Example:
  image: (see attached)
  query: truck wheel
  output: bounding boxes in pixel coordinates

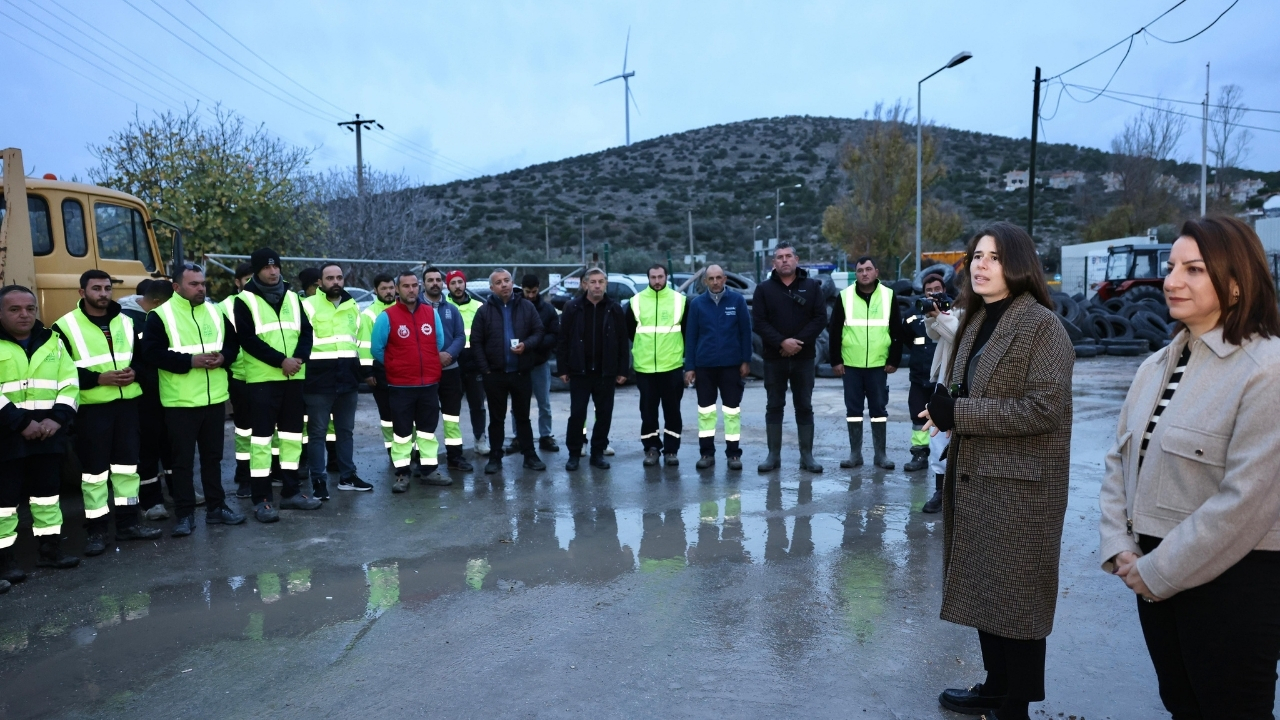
[1123,286,1166,304]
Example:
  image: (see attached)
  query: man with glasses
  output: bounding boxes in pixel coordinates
[140,263,246,535]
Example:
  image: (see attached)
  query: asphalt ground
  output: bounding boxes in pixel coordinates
[0,355,1262,719]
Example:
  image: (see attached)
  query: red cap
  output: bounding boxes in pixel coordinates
[445,270,467,285]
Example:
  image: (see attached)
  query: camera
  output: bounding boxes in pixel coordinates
[918,292,952,314]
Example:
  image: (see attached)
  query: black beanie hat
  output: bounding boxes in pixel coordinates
[297,267,321,288]
[251,247,281,275]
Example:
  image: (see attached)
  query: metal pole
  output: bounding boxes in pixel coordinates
[916,80,923,279]
[1201,62,1209,217]
[775,188,781,244]
[1027,66,1041,236]
[687,209,694,269]
[545,214,550,260]
[580,216,586,266]
[625,80,631,146]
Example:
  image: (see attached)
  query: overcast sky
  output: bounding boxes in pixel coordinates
[3,0,1276,186]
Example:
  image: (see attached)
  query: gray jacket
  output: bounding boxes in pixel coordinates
[924,309,962,385]
[1099,327,1280,599]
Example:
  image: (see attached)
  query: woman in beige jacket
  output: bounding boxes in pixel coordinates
[1099,215,1280,718]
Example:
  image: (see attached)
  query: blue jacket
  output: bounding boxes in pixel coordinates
[684,289,753,371]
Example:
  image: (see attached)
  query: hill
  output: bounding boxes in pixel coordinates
[406,115,1273,275]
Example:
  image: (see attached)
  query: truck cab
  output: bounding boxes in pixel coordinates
[0,148,163,322]
[1095,243,1172,301]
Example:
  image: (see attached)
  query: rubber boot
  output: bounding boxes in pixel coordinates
[904,445,929,472]
[36,539,80,569]
[840,423,864,468]
[757,424,782,473]
[798,425,823,473]
[871,423,895,470]
[922,473,944,513]
[0,549,25,584]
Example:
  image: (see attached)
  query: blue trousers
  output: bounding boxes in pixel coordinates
[511,362,553,439]
[841,367,888,421]
[304,391,357,483]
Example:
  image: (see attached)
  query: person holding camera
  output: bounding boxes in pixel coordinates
[829,256,904,470]
[902,276,947,475]
[921,273,960,513]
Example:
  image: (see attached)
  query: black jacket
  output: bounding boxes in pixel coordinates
[751,268,827,361]
[57,300,138,395]
[0,325,77,460]
[303,290,366,395]
[904,313,936,385]
[826,283,906,369]
[139,309,240,407]
[556,295,628,376]
[471,294,545,374]
[527,295,560,366]
[232,279,313,370]
[118,303,159,397]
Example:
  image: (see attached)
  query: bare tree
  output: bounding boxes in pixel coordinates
[1084,102,1185,240]
[303,167,461,287]
[1210,84,1253,203]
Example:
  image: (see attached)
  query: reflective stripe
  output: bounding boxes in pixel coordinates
[698,430,716,437]
[276,432,303,442]
[29,496,60,505]
[842,318,890,327]
[235,427,252,437]
[846,416,863,423]
[640,431,660,439]
[113,496,136,506]
[913,337,926,345]
[84,506,110,518]
[250,436,273,445]
[663,429,680,438]
[415,431,436,440]
[81,471,109,484]
[309,350,359,360]
[442,414,460,423]
[32,525,61,536]
[870,417,888,423]
[393,434,413,444]
[633,325,683,334]
[139,477,159,486]
[0,507,15,517]
[20,400,56,410]
[0,379,59,392]
[380,420,394,428]
[445,438,463,445]
[110,464,137,474]
[722,406,740,415]
[725,433,741,441]
[697,405,716,414]
[0,535,14,548]
[279,461,299,470]
[235,452,250,460]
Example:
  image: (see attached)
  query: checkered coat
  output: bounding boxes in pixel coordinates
[941,292,1074,640]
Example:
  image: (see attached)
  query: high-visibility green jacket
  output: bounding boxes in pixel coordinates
[838,283,893,368]
[219,294,248,380]
[234,288,307,383]
[54,302,142,405]
[0,325,78,459]
[446,294,479,349]
[302,293,360,361]
[358,298,393,368]
[629,287,686,374]
[149,295,232,407]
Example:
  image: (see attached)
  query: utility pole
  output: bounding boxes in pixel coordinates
[1027,67,1042,236]
[687,209,695,270]
[1201,63,1209,217]
[337,114,382,203]
[580,216,586,266]
[545,214,550,260]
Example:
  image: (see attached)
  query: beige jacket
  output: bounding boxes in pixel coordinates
[1099,327,1280,599]
[924,309,962,384]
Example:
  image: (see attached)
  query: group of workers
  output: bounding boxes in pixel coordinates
[0,241,948,593]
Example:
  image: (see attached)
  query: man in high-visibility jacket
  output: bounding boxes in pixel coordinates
[125,278,177,520]
[445,270,489,456]
[55,269,163,556]
[0,285,81,588]
[827,256,904,470]
[302,262,372,496]
[624,264,688,467]
[232,248,321,521]
[219,262,254,500]
[421,267,469,472]
[357,273,396,459]
[140,264,246,535]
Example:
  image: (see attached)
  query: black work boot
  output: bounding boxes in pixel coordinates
[840,422,864,468]
[904,445,929,472]
[0,549,26,584]
[798,425,823,473]
[757,424,782,473]
[871,423,895,470]
[36,539,80,569]
[922,473,944,514]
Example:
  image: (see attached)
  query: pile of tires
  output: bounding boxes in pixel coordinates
[1052,286,1172,359]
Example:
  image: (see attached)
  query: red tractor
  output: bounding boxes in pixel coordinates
[1095,243,1172,302]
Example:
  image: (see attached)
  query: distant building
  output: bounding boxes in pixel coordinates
[1231,178,1265,205]
[1101,172,1123,193]
[1004,170,1029,192]
[1048,171,1086,190]
[1263,194,1280,219]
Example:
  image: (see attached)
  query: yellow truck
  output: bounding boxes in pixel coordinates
[0,147,169,320]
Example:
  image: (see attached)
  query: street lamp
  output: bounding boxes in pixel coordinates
[775,183,802,246]
[754,215,772,283]
[916,51,972,279]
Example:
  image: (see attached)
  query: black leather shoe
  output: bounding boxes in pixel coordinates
[589,455,610,469]
[0,552,26,584]
[36,541,80,569]
[938,684,1004,715]
[171,515,195,537]
[922,490,943,514]
[484,459,502,475]
[117,524,164,540]
[0,578,8,594]
[206,505,246,525]
[83,533,108,557]
[539,436,559,452]
[565,455,580,471]
[448,457,474,472]
[523,456,546,471]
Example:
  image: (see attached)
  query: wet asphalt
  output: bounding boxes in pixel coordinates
[0,356,1237,718]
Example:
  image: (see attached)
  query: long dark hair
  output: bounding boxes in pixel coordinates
[947,222,1053,381]
[1175,215,1280,345]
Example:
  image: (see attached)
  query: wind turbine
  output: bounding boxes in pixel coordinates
[595,29,639,146]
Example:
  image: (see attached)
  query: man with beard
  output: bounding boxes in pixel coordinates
[556,268,627,471]
[358,274,397,460]
[625,264,687,467]
[445,270,489,457]
[55,270,165,553]
[420,267,469,473]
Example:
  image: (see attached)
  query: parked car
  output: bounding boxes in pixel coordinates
[345,287,375,311]
[677,269,757,303]
[548,273,639,310]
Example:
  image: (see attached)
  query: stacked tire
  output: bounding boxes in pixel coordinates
[1051,288,1172,359]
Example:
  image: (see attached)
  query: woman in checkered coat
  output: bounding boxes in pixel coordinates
[919,222,1074,720]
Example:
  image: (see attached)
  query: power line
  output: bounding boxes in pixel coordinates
[1045,0,1187,81]
[1142,0,1238,43]
[1061,85,1280,134]
[1067,83,1280,115]
[0,27,155,112]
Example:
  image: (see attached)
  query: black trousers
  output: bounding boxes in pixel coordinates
[483,371,533,459]
[635,369,683,453]
[462,370,487,440]
[389,385,440,474]
[908,381,932,431]
[566,374,615,457]
[694,366,744,458]
[0,453,63,537]
[249,380,305,503]
[137,390,173,509]
[1137,534,1280,719]
[763,357,815,426]
[165,404,227,519]
[228,377,252,484]
[438,367,463,462]
[76,399,141,532]
[978,629,1046,706]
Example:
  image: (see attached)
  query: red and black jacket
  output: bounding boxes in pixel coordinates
[382,301,442,386]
